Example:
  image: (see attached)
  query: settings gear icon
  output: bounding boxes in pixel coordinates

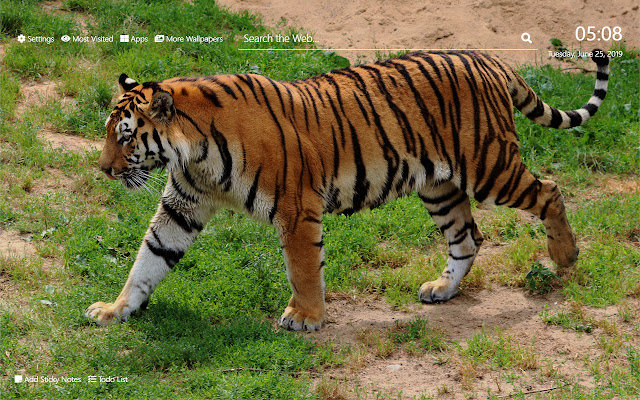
[17,34,26,43]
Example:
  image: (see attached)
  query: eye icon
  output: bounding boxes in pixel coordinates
[61,35,71,42]
[521,32,532,44]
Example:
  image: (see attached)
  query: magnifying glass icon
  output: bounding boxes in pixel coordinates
[521,32,532,44]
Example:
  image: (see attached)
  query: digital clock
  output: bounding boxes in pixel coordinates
[575,26,622,41]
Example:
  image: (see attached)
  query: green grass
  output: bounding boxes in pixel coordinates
[540,305,593,333]
[352,316,448,360]
[1,0,639,398]
[461,327,537,370]
[517,48,639,177]
[389,317,448,353]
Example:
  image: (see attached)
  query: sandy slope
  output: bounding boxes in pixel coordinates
[218,0,638,66]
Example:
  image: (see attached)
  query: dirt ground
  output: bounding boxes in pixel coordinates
[218,0,639,66]
[311,289,621,398]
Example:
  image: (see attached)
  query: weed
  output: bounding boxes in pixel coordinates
[525,261,560,294]
[344,344,370,372]
[437,383,454,396]
[315,376,350,399]
[462,328,538,371]
[628,347,640,381]
[618,302,637,323]
[356,329,395,359]
[598,333,624,358]
[457,360,478,390]
[389,317,448,353]
[540,304,593,333]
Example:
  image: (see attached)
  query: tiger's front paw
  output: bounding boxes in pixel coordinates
[278,306,324,331]
[418,278,458,304]
[85,301,129,326]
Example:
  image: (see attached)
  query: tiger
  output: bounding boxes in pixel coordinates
[86,50,609,331]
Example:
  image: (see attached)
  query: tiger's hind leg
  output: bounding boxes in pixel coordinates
[418,182,484,303]
[499,173,578,272]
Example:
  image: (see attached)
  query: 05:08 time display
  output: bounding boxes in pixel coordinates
[575,26,622,42]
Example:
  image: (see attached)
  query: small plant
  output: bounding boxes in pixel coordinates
[540,305,593,333]
[549,38,569,54]
[355,329,396,359]
[628,346,640,380]
[389,317,447,353]
[315,376,349,400]
[437,383,454,396]
[618,302,637,323]
[462,327,538,371]
[525,261,559,294]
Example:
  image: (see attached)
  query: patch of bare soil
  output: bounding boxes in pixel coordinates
[13,80,102,152]
[0,229,59,269]
[0,273,30,312]
[317,288,564,345]
[0,230,39,259]
[41,1,63,13]
[218,0,639,66]
[41,1,95,35]
[6,2,101,154]
[0,230,46,305]
[14,80,61,117]
[40,125,102,152]
[309,290,638,398]
[0,228,63,314]
[29,167,77,197]
[598,176,639,196]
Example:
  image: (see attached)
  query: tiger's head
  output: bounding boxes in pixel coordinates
[99,74,175,189]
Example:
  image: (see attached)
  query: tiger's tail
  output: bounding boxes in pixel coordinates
[509,50,609,129]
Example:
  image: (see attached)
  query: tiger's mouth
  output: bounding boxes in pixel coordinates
[120,169,151,190]
[104,171,118,181]
[113,160,167,191]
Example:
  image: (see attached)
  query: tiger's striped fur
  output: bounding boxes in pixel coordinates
[87,50,609,330]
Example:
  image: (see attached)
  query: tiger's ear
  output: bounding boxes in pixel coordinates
[118,73,139,95]
[148,91,175,124]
